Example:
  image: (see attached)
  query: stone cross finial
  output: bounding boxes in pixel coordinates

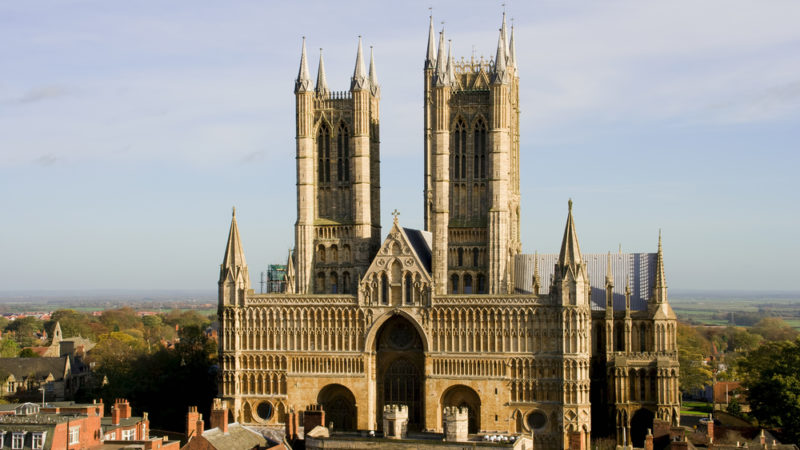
[392,209,400,222]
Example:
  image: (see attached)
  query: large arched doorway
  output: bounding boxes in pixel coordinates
[630,408,655,447]
[318,384,357,431]
[441,385,481,434]
[376,315,425,431]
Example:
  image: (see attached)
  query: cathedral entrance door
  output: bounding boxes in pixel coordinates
[375,315,425,431]
[318,384,357,431]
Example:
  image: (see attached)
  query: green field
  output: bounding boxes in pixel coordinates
[681,401,712,417]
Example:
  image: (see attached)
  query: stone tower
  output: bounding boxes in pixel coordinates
[424,15,521,295]
[293,37,382,295]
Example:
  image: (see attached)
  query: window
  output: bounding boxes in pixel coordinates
[404,274,413,305]
[317,123,331,183]
[11,432,25,449]
[31,432,46,449]
[474,119,487,178]
[463,274,473,294]
[337,124,350,181]
[472,248,479,267]
[457,248,463,266]
[381,273,389,305]
[452,120,466,180]
[451,274,459,294]
[69,426,79,445]
[122,429,135,440]
[342,271,350,295]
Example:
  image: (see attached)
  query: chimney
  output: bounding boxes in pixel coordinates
[111,404,121,426]
[707,414,715,444]
[644,428,654,450]
[114,398,132,419]
[759,430,766,446]
[285,408,298,441]
[186,406,205,438]
[210,398,228,434]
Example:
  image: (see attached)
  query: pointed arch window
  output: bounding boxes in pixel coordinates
[477,274,486,294]
[452,120,466,180]
[457,248,464,267]
[381,273,389,305]
[451,274,460,294]
[342,271,350,294]
[464,274,473,294]
[317,123,331,183]
[474,119,487,179]
[337,124,350,182]
[404,273,413,305]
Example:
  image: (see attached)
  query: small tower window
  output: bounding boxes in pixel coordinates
[342,271,350,294]
[404,273,413,304]
[473,248,479,267]
[337,124,350,182]
[381,273,389,305]
[457,248,464,267]
[464,274,473,294]
[474,119,487,178]
[453,120,466,180]
[477,274,486,294]
[451,274,460,294]
[330,272,338,294]
[317,123,331,183]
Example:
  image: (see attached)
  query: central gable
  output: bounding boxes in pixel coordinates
[359,220,432,307]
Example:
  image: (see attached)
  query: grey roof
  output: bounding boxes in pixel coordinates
[402,228,432,273]
[515,253,657,311]
[0,356,68,381]
[201,423,267,450]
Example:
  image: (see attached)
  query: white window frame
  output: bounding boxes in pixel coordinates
[68,426,79,445]
[122,428,135,440]
[11,432,25,450]
[31,432,46,450]
[0,430,6,449]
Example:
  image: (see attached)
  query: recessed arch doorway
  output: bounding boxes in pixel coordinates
[375,314,425,431]
[441,384,481,434]
[318,384,357,431]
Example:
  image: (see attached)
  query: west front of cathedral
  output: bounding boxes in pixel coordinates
[216,15,680,449]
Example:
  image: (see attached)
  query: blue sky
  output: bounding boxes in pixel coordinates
[1,1,799,291]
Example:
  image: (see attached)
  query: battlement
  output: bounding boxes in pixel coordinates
[383,404,408,414]
[443,406,469,419]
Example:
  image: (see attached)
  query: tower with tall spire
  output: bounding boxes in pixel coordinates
[292,36,381,295]
[424,14,521,296]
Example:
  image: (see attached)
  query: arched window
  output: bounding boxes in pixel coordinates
[477,274,486,294]
[457,248,464,267]
[330,245,338,263]
[381,273,389,305]
[639,373,646,401]
[474,119,487,178]
[337,124,350,182]
[404,273,413,304]
[318,123,331,183]
[473,248,479,267]
[316,272,325,293]
[640,324,647,352]
[330,272,338,294]
[464,274,473,294]
[342,271,350,294]
[453,120,466,180]
[317,244,326,263]
[451,274,460,294]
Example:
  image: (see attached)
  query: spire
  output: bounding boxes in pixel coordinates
[369,46,380,96]
[652,230,668,303]
[557,199,583,270]
[492,26,509,84]
[508,24,517,70]
[351,36,369,91]
[434,29,447,87]
[220,207,249,288]
[52,321,63,344]
[606,252,614,285]
[315,48,329,98]
[425,15,437,69]
[295,37,313,94]
[445,40,455,86]
[500,12,508,48]
[625,275,631,313]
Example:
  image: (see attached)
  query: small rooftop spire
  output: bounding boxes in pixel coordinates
[315,48,329,98]
[220,208,249,288]
[369,46,380,96]
[493,21,509,84]
[445,40,456,86]
[295,37,313,94]
[557,199,583,270]
[351,36,369,91]
[606,251,614,284]
[434,29,447,86]
[508,24,517,70]
[425,14,437,69]
[653,229,668,299]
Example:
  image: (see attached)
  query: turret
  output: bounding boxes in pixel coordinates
[350,36,375,248]
[552,200,590,306]
[423,15,436,231]
[219,208,250,307]
[492,23,509,85]
[351,36,369,91]
[425,15,437,70]
[430,27,451,295]
[508,24,517,71]
[294,38,316,293]
[369,46,380,97]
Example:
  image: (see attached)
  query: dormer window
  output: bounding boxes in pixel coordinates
[31,432,46,450]
[11,432,25,450]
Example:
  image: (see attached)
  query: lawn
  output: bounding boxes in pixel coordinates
[681,401,712,417]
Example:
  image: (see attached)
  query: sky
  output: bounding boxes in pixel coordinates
[1,0,799,292]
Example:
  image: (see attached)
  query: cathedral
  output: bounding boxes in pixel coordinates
[216,15,680,449]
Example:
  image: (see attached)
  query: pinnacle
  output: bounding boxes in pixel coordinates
[295,37,313,94]
[425,14,437,69]
[369,46,380,96]
[434,29,447,86]
[316,48,329,97]
[557,199,583,270]
[351,36,369,91]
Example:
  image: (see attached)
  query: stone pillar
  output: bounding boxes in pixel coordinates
[443,406,468,442]
[382,404,408,439]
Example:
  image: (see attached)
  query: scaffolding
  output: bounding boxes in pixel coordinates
[265,264,288,293]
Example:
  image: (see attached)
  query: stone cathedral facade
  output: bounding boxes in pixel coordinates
[216,15,680,449]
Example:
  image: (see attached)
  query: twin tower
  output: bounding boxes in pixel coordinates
[292,15,520,298]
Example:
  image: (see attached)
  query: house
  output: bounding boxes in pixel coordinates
[182,399,284,450]
[0,356,74,401]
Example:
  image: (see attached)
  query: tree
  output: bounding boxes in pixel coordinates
[677,323,713,392]
[47,309,96,340]
[0,339,19,357]
[751,318,799,342]
[19,348,40,358]
[5,317,44,347]
[738,338,800,444]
